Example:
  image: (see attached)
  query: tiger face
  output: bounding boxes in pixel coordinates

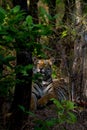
[37,59,52,78]
[33,58,54,85]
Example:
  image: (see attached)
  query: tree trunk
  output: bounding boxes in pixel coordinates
[60,0,75,100]
[82,32,87,100]
[29,0,39,41]
[9,1,33,130]
[72,0,85,101]
[72,30,84,100]
[29,0,39,24]
[9,51,32,130]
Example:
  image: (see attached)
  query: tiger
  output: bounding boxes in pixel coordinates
[30,58,70,110]
[30,58,53,110]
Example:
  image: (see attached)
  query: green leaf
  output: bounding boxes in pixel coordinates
[50,98,63,109]
[66,100,75,110]
[25,64,33,70]
[67,112,77,123]
[33,73,43,81]
[18,105,25,112]
[61,30,67,38]
[3,35,14,42]
[4,55,16,63]
[16,65,33,76]
[26,111,36,117]
[39,6,52,21]
[12,6,20,13]
[26,15,33,25]
[46,118,57,127]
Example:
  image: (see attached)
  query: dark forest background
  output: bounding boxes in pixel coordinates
[0,0,87,130]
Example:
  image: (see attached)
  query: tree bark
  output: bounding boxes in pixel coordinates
[72,0,86,101]
[9,51,32,130]
[29,0,39,24]
[9,1,33,130]
[82,32,87,100]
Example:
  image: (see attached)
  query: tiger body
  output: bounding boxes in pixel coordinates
[30,59,69,110]
[37,78,69,108]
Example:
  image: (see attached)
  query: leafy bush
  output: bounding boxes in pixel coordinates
[0,5,52,98]
[34,99,77,130]
[51,98,77,124]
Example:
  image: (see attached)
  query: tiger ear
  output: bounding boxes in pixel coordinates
[33,57,38,65]
[49,57,55,65]
[50,57,55,65]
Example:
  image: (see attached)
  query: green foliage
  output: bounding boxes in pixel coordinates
[34,99,77,130]
[0,46,15,97]
[15,64,33,76]
[12,5,21,13]
[0,74,15,97]
[51,98,77,124]
[18,105,36,117]
[0,4,52,53]
[0,7,6,24]
[0,5,52,98]
[52,65,59,78]
[39,6,52,23]
[61,30,68,38]
[34,119,56,130]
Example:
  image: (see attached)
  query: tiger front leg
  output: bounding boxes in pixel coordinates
[37,92,56,108]
[30,94,37,111]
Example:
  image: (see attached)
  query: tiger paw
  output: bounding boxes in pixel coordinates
[37,93,55,108]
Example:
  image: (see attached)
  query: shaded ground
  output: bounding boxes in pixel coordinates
[25,104,87,130]
[0,104,87,130]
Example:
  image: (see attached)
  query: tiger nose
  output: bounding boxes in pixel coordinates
[40,68,45,73]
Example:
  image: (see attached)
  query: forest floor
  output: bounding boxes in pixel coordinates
[0,103,87,130]
[27,104,87,130]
